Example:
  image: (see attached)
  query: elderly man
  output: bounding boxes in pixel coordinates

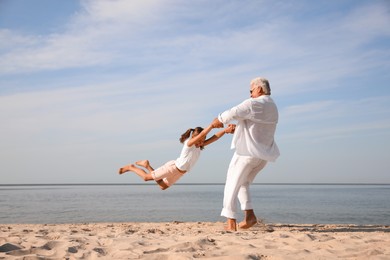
[213,77,280,231]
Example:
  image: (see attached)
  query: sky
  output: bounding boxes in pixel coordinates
[0,0,389,184]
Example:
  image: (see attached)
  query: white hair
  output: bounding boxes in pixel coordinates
[250,77,271,95]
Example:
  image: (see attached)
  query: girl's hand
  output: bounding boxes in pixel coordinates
[212,118,224,128]
[225,124,236,134]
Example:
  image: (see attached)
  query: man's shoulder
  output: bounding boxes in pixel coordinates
[253,95,276,104]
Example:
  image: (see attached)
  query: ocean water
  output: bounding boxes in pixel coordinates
[0,184,389,225]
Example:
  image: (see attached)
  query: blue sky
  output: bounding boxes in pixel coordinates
[1,0,389,184]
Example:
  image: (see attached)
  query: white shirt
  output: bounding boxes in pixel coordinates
[175,140,201,172]
[218,95,280,161]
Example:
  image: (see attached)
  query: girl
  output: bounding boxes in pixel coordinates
[118,121,234,190]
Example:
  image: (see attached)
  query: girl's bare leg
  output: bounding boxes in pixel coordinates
[135,160,170,190]
[156,179,169,190]
[120,160,169,190]
[136,160,154,172]
[118,164,154,181]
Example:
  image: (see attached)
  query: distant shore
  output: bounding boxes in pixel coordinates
[1,222,389,259]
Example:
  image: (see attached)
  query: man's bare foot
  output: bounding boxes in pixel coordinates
[118,164,136,174]
[136,160,150,168]
[239,209,257,229]
[224,219,237,231]
[238,218,257,229]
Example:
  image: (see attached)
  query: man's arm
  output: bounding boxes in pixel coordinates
[218,99,251,124]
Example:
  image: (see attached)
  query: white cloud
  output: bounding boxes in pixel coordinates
[280,120,390,143]
[0,77,217,152]
[283,96,390,119]
[341,2,390,37]
[279,96,390,142]
[282,101,337,118]
[0,29,39,49]
[78,0,164,24]
[1,0,389,95]
[0,0,168,74]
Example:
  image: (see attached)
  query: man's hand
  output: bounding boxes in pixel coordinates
[225,124,236,134]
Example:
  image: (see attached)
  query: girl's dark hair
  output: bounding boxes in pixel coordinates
[180,127,204,143]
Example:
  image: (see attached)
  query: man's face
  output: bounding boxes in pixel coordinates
[250,84,261,98]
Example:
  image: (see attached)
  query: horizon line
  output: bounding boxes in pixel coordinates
[0,182,389,186]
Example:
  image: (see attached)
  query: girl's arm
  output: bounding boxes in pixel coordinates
[203,124,235,147]
[186,124,214,147]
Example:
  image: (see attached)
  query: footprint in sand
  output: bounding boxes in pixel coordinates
[68,246,78,254]
[93,247,108,256]
[0,243,23,253]
[7,240,69,258]
[143,247,170,254]
[97,238,113,247]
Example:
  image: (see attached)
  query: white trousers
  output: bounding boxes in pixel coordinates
[221,152,267,219]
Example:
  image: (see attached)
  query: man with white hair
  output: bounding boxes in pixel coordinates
[213,77,280,231]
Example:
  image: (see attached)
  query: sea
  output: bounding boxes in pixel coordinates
[0,184,389,225]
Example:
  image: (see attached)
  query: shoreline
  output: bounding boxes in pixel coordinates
[1,222,389,259]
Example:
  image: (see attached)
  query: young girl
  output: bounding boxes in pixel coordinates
[118,121,234,190]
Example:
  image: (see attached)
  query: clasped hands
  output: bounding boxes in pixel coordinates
[212,118,236,134]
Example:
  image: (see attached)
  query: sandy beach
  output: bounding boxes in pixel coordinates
[1,221,389,259]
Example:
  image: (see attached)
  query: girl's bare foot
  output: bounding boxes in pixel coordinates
[118,166,128,174]
[136,160,150,168]
[118,164,136,174]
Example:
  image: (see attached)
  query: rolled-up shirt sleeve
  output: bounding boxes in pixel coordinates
[218,99,251,124]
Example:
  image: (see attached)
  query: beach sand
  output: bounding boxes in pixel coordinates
[1,221,389,259]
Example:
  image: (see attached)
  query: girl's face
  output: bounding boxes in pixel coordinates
[192,132,206,148]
